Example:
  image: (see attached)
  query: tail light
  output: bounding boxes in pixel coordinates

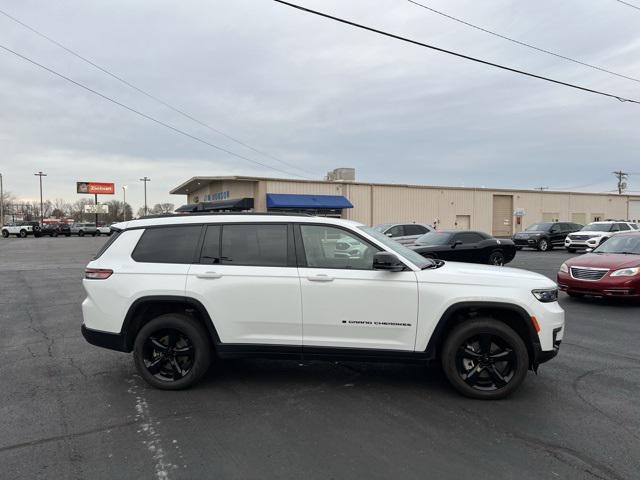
[85,268,113,279]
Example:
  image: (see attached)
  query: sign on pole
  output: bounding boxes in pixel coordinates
[84,204,109,214]
[77,182,115,195]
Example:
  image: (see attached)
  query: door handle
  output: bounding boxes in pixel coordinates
[196,271,223,279]
[307,274,334,282]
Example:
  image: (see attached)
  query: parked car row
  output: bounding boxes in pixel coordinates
[1,222,113,238]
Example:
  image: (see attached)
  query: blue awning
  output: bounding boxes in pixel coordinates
[266,193,353,209]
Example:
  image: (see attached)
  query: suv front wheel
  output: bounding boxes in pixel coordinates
[441,318,529,400]
[133,313,211,390]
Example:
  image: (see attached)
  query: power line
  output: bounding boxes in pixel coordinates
[614,0,640,12]
[0,43,309,179]
[273,0,640,105]
[407,0,640,85]
[0,7,317,178]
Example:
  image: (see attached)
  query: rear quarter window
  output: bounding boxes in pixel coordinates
[132,225,202,264]
[93,231,122,260]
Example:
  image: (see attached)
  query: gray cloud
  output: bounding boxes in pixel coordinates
[1,0,640,211]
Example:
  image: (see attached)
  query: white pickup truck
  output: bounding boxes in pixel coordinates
[1,221,41,238]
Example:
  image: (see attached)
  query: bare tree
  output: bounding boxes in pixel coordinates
[151,203,175,215]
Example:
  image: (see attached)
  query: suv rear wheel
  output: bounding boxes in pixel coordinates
[441,318,529,400]
[133,313,211,390]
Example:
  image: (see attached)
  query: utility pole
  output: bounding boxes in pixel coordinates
[34,171,47,224]
[613,171,628,194]
[0,172,4,227]
[122,185,128,221]
[534,186,548,191]
[139,177,150,216]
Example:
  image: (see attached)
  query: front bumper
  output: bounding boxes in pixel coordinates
[565,237,601,249]
[535,327,562,365]
[557,271,640,297]
[513,237,539,247]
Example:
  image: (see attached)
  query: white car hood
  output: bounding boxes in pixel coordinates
[416,261,556,289]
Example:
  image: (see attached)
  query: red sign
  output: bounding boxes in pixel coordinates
[77,182,115,195]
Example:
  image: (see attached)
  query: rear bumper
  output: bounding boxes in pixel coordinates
[81,324,129,352]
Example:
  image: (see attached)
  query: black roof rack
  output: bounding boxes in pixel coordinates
[137,211,314,220]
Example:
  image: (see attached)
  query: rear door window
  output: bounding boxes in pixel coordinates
[387,225,405,237]
[220,224,288,267]
[132,225,202,264]
[405,225,428,236]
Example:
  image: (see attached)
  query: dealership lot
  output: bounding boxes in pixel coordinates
[0,237,638,479]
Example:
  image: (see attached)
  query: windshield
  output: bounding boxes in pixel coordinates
[415,231,453,245]
[582,223,613,232]
[593,235,640,254]
[526,223,552,231]
[372,224,392,233]
[359,226,434,269]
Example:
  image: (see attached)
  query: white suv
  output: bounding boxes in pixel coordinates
[564,221,638,252]
[81,214,564,399]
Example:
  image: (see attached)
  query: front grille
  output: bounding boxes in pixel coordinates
[570,267,608,281]
[570,235,592,240]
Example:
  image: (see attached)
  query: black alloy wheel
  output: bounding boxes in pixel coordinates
[455,334,516,391]
[488,250,505,266]
[134,314,211,390]
[442,319,528,399]
[1,230,8,238]
[19,230,27,238]
[142,329,195,382]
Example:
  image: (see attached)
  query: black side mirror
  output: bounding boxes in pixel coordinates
[451,240,463,248]
[373,251,404,272]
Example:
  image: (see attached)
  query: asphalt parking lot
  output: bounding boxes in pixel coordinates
[1,237,639,480]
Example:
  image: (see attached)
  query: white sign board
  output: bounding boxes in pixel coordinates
[513,208,526,217]
[84,204,109,214]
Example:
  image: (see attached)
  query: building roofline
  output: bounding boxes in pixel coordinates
[169,175,640,198]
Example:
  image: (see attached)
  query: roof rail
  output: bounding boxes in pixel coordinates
[137,211,315,220]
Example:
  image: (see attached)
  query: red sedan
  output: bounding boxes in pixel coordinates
[557,232,640,298]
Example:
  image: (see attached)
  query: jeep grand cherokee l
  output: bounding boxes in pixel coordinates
[81,214,564,400]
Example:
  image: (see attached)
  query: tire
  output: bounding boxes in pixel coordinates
[536,238,550,251]
[441,318,529,400]
[52,232,58,237]
[95,232,100,236]
[515,246,523,251]
[78,231,84,237]
[488,250,505,266]
[19,230,27,238]
[1,230,8,238]
[133,314,212,390]
[566,248,576,253]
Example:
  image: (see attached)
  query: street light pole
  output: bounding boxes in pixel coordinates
[34,171,47,224]
[0,173,4,227]
[122,185,128,221]
[139,177,150,216]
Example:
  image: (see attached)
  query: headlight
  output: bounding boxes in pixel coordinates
[610,267,640,277]
[559,263,568,273]
[532,288,558,303]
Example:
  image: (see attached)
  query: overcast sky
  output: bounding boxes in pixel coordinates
[2,0,640,211]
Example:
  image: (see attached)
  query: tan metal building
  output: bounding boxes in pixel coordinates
[170,174,640,236]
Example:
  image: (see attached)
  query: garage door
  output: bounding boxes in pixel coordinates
[492,195,513,237]
[630,200,640,223]
[571,213,586,225]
